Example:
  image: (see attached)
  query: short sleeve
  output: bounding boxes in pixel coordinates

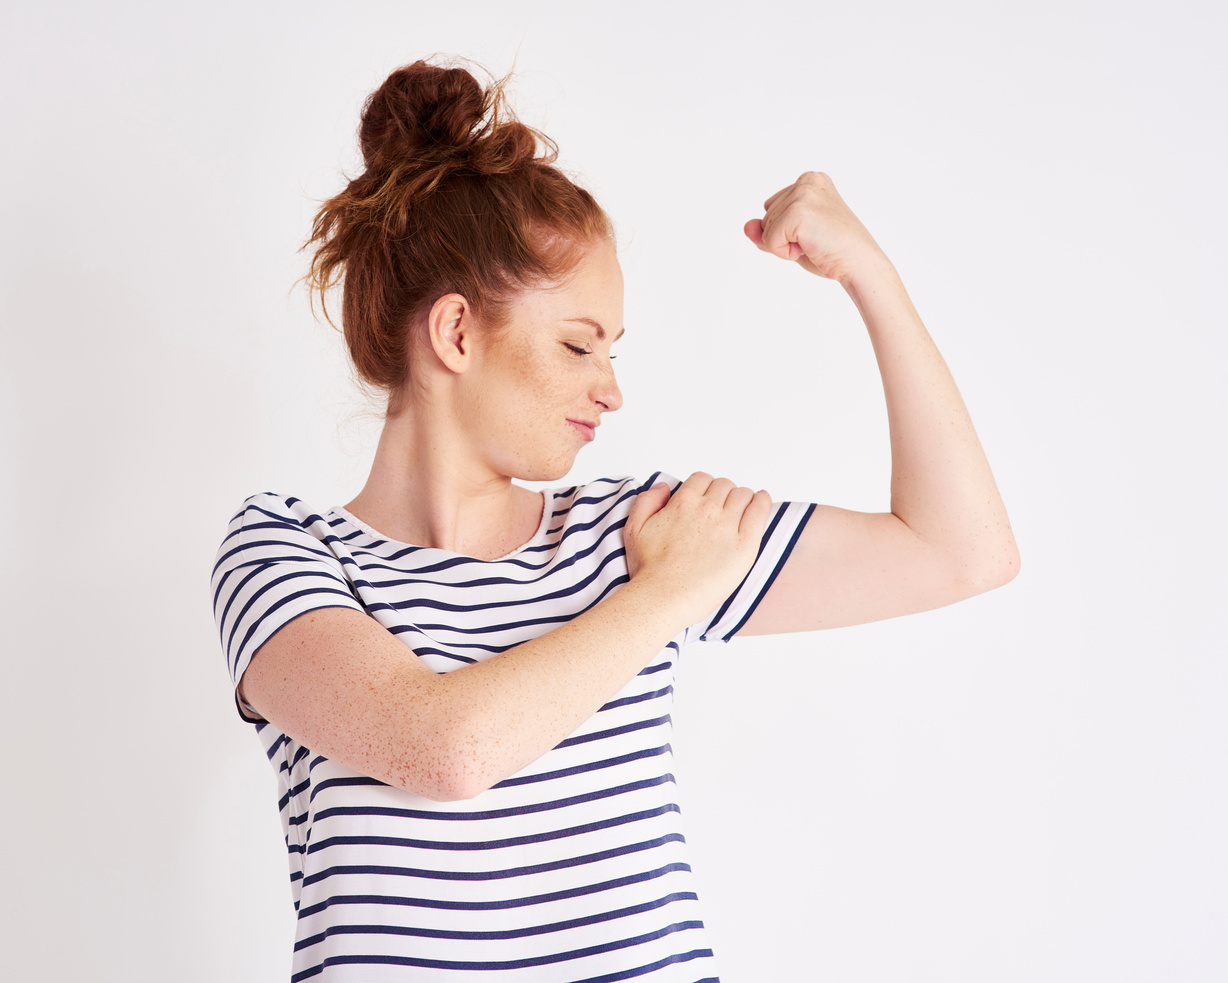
[643,472,815,645]
[210,493,367,722]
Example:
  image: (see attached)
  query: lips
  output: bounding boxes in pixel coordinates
[567,419,597,442]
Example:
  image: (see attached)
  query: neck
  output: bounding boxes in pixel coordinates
[344,399,543,560]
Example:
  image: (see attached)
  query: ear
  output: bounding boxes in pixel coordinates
[427,294,474,373]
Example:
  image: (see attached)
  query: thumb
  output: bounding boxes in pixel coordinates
[626,481,672,537]
[749,217,806,262]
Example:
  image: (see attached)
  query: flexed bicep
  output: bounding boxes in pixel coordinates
[736,504,1016,636]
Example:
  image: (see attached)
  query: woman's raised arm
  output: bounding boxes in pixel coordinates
[738,172,1019,635]
[238,475,771,801]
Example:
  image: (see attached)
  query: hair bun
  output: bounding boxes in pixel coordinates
[359,61,486,168]
[306,56,610,414]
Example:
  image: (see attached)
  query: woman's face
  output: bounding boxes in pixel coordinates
[461,239,625,481]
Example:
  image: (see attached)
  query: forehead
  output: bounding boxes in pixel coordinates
[512,241,624,326]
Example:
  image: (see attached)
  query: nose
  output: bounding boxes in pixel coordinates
[593,362,623,413]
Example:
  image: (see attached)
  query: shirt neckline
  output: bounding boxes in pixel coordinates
[329,488,555,562]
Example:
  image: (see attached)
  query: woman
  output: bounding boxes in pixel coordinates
[212,59,1018,982]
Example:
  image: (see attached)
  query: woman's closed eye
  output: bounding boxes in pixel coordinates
[564,343,616,360]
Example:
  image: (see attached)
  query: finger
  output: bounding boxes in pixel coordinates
[626,482,672,536]
[743,218,767,250]
[739,490,774,537]
[760,212,805,262]
[704,476,737,508]
[679,471,714,498]
[724,485,755,517]
[762,185,792,213]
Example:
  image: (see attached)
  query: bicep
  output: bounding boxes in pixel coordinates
[239,606,446,791]
[736,505,991,635]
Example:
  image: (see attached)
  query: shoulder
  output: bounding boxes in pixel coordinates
[218,492,345,543]
[563,472,682,503]
[553,472,679,522]
[222,491,326,529]
[213,493,350,576]
[536,474,675,556]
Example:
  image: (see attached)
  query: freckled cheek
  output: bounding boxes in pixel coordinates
[507,360,577,415]
[479,367,574,448]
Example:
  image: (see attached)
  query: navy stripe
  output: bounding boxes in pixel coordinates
[265,732,289,761]
[229,586,362,675]
[335,485,636,575]
[721,502,817,640]
[359,544,627,616]
[211,476,814,979]
[556,715,672,751]
[638,656,675,677]
[408,572,627,637]
[300,833,686,887]
[600,685,672,713]
[308,775,388,804]
[212,529,341,580]
[306,773,676,830]
[279,775,311,813]
[343,514,629,586]
[290,919,706,979]
[218,561,354,666]
[574,949,713,983]
[302,747,671,811]
[294,891,697,949]
[371,586,631,642]
[407,645,478,666]
[307,802,679,854]
[701,501,787,634]
[224,566,358,660]
[494,746,672,791]
[295,861,693,918]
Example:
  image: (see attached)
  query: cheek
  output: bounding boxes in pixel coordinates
[478,343,574,434]
[507,340,575,402]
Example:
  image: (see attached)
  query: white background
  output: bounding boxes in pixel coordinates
[2,1,1224,980]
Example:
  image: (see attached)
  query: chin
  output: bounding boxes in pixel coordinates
[519,462,575,483]
[508,450,581,483]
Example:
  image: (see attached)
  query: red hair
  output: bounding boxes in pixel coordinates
[305,59,612,413]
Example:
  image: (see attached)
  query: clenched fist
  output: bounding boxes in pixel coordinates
[744,171,887,285]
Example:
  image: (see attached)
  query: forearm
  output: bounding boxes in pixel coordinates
[412,578,692,798]
[841,253,1018,581]
[246,477,767,802]
[256,583,692,803]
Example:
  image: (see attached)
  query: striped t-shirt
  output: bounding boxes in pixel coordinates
[211,472,815,982]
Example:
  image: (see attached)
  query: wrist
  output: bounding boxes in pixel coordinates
[613,575,699,636]
[837,248,897,293]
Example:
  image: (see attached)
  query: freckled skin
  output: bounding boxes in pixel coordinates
[241,171,1019,799]
[332,239,627,561]
[457,239,626,486]
[243,475,772,800]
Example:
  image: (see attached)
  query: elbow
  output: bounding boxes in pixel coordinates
[1000,543,1022,585]
[993,537,1022,588]
[429,769,497,803]
[387,719,505,802]
[389,760,496,803]
[954,539,1021,597]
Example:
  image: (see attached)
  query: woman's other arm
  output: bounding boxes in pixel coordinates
[239,475,771,801]
[738,172,1019,635]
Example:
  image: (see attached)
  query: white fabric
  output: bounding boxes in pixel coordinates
[211,472,814,982]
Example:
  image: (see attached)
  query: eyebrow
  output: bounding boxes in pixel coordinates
[564,317,626,342]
